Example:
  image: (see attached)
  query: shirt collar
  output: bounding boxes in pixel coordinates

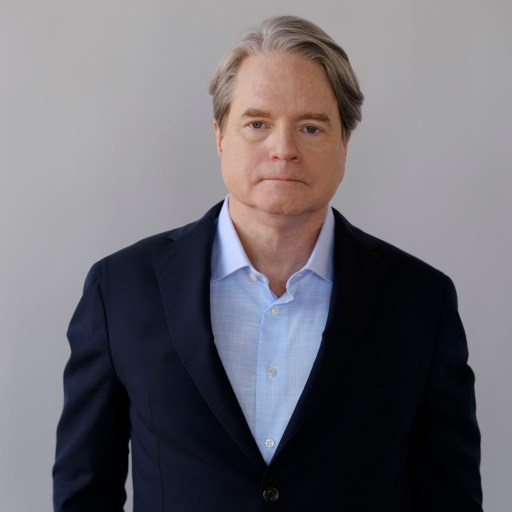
[211,197,251,282]
[211,195,335,283]
[303,204,334,283]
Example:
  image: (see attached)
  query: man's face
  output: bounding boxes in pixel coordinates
[214,52,347,219]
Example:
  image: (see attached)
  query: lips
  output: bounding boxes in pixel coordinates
[260,175,303,182]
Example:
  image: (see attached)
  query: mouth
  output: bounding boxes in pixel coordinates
[261,176,303,183]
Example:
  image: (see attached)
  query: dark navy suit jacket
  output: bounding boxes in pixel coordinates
[53,202,482,511]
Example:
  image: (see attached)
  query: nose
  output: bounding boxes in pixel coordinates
[268,126,300,162]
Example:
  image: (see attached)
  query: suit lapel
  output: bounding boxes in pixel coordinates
[277,209,389,456]
[153,203,265,471]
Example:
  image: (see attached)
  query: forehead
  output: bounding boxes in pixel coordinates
[231,52,339,115]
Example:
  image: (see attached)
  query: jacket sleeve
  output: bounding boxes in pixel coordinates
[53,262,130,511]
[408,275,483,511]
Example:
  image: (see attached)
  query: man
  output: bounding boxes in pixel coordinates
[53,15,483,511]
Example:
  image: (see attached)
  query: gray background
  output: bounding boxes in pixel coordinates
[1,0,510,510]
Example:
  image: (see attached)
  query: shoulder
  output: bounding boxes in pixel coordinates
[332,208,451,289]
[85,201,223,287]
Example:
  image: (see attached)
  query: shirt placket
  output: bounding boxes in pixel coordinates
[255,290,293,464]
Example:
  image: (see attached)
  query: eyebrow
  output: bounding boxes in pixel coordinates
[241,109,332,125]
[241,109,272,119]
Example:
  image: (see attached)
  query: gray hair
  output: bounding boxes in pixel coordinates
[209,15,364,142]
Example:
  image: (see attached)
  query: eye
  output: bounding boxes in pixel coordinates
[250,121,264,129]
[304,125,320,134]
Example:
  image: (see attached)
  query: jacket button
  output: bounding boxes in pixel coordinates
[262,486,279,503]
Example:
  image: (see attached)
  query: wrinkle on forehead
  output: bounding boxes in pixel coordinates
[231,53,340,124]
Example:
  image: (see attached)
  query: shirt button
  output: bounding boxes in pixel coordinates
[271,306,280,316]
[266,366,277,378]
[249,273,257,282]
[262,486,279,503]
[264,437,275,448]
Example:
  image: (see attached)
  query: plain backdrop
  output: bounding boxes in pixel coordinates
[1,0,510,510]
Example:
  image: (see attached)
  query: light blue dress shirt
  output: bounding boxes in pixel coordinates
[210,198,334,464]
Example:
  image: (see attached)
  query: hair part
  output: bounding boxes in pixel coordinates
[209,15,364,142]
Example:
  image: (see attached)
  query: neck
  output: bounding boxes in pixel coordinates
[228,201,328,297]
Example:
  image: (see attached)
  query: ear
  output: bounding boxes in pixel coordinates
[213,120,223,158]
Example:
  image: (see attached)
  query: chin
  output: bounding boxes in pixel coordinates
[255,200,317,217]
[230,190,322,218]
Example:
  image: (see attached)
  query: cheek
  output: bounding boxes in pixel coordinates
[222,143,263,175]
[310,147,345,175]
[332,146,347,176]
[315,154,346,194]
[337,162,346,183]
[220,154,249,193]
